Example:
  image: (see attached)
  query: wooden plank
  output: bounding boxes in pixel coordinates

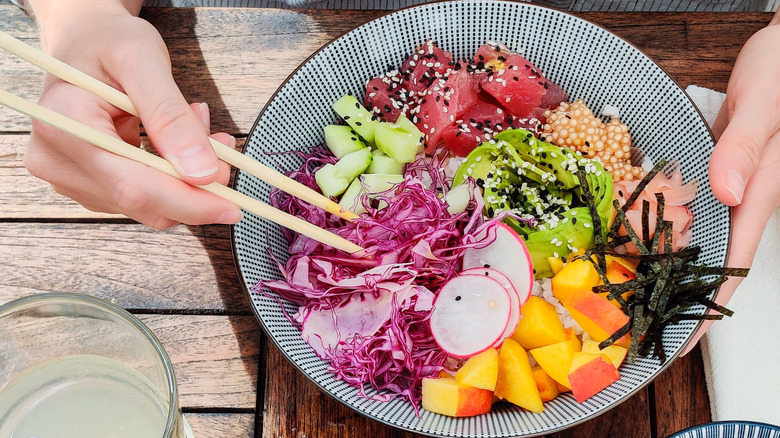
[0,134,245,220]
[0,222,251,313]
[185,413,255,438]
[261,340,653,437]
[138,314,259,410]
[2,7,771,133]
[652,346,712,438]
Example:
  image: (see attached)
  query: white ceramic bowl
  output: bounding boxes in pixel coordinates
[232,2,728,436]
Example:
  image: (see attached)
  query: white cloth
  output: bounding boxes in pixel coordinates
[686,85,780,425]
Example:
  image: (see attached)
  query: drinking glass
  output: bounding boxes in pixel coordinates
[0,293,188,437]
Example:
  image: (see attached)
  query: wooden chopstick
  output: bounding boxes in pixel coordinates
[0,88,364,254]
[0,30,358,221]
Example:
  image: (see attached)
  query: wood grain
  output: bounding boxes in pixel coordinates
[20,413,251,438]
[185,413,255,438]
[137,314,259,409]
[0,222,250,312]
[1,5,773,438]
[1,8,772,133]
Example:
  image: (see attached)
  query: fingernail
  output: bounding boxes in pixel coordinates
[725,171,745,204]
[218,209,243,224]
[176,144,219,178]
[199,102,210,128]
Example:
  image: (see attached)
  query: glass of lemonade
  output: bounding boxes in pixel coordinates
[0,293,185,438]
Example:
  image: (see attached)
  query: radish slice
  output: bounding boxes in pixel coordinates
[430,274,511,357]
[463,222,534,305]
[461,267,521,346]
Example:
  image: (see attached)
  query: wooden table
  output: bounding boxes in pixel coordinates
[0,6,773,437]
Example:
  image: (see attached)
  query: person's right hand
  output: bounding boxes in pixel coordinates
[682,10,780,354]
[24,0,242,230]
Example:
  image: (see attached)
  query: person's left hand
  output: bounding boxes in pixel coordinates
[682,13,780,355]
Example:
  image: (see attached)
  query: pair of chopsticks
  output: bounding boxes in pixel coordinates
[0,30,363,254]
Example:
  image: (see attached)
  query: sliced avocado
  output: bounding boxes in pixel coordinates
[493,129,580,189]
[453,128,615,278]
[516,207,595,278]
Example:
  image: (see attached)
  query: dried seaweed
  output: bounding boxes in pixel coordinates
[581,159,749,364]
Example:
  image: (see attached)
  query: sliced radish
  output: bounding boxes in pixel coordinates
[463,222,534,305]
[461,267,521,346]
[430,274,511,358]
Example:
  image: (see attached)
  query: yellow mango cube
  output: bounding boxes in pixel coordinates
[529,336,581,389]
[511,296,567,349]
[494,338,544,413]
[455,347,499,391]
[551,258,600,303]
[581,339,628,369]
[531,365,560,402]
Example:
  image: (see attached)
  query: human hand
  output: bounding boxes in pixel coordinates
[24,0,242,230]
[682,11,780,355]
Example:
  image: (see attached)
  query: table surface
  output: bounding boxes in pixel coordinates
[0,6,773,437]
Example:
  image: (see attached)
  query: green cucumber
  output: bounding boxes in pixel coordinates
[332,95,380,143]
[323,125,367,159]
[366,154,405,175]
[338,173,405,214]
[444,183,471,215]
[314,163,350,198]
[392,114,424,139]
[374,122,423,163]
[334,147,372,181]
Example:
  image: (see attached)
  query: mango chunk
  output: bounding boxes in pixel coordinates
[421,377,493,417]
[581,339,628,369]
[455,347,499,391]
[494,338,544,413]
[551,258,600,303]
[561,289,631,348]
[531,365,560,402]
[567,352,620,403]
[529,336,581,389]
[511,296,567,349]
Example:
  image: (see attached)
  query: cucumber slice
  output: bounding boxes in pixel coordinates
[366,154,405,175]
[444,183,471,214]
[338,173,405,214]
[374,121,423,164]
[332,95,380,143]
[334,147,372,181]
[314,163,350,198]
[392,114,424,139]
[323,125,367,159]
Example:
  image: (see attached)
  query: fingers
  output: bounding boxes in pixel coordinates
[106,24,220,185]
[683,132,780,355]
[708,26,780,207]
[708,95,778,206]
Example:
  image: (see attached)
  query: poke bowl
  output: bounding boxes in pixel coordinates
[231,1,729,436]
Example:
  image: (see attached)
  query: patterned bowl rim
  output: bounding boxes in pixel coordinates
[230,1,732,435]
[667,420,780,438]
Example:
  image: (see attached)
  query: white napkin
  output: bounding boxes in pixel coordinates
[686,85,780,424]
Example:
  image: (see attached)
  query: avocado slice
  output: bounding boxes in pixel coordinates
[453,129,615,278]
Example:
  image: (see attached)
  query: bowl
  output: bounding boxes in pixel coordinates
[667,421,780,438]
[231,1,728,436]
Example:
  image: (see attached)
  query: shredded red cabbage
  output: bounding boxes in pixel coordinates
[252,149,514,407]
